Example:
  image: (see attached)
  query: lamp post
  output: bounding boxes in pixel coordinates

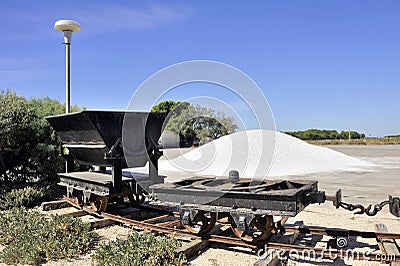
[54,20,81,173]
[54,19,81,113]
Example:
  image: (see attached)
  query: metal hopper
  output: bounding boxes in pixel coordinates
[46,110,166,207]
[46,110,165,167]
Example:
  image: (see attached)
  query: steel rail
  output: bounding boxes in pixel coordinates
[63,197,257,248]
[284,224,400,239]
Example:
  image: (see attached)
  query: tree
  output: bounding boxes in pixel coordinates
[179,116,229,146]
[0,90,82,183]
[151,100,180,113]
[28,96,82,181]
[0,90,39,182]
[384,134,400,139]
[286,129,365,140]
[151,100,238,147]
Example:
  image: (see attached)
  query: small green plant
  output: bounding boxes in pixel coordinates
[0,207,95,265]
[0,185,50,210]
[92,231,186,266]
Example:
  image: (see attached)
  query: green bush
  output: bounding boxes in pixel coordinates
[0,90,83,184]
[92,231,186,266]
[285,129,365,140]
[0,207,95,265]
[0,186,51,210]
[151,100,238,147]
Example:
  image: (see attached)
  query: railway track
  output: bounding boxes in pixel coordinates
[59,197,258,249]
[41,199,400,265]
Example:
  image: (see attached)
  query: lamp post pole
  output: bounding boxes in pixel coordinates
[54,20,81,172]
[66,41,71,113]
[54,20,80,112]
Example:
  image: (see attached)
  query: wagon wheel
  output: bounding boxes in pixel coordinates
[128,194,136,206]
[128,193,146,206]
[90,196,108,212]
[137,193,146,204]
[66,190,83,206]
[114,196,125,205]
[273,216,288,234]
[182,211,217,234]
[229,215,274,243]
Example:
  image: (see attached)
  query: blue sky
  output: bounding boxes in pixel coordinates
[1,1,399,136]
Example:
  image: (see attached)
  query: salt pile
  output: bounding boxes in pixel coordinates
[158,130,374,178]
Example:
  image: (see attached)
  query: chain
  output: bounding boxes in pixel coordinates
[339,200,392,216]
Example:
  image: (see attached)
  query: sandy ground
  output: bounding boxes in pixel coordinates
[1,145,399,265]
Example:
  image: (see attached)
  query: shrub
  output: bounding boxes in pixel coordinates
[0,90,83,184]
[0,90,40,182]
[92,231,186,266]
[285,129,366,141]
[0,207,95,265]
[0,186,51,210]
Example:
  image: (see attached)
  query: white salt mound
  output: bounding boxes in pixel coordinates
[159,130,374,178]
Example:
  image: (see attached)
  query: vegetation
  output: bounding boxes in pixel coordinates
[384,134,400,139]
[285,129,365,141]
[92,231,186,266]
[0,207,94,265]
[286,129,400,145]
[152,100,238,147]
[308,138,400,145]
[0,185,53,210]
[0,89,81,184]
[150,100,179,113]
